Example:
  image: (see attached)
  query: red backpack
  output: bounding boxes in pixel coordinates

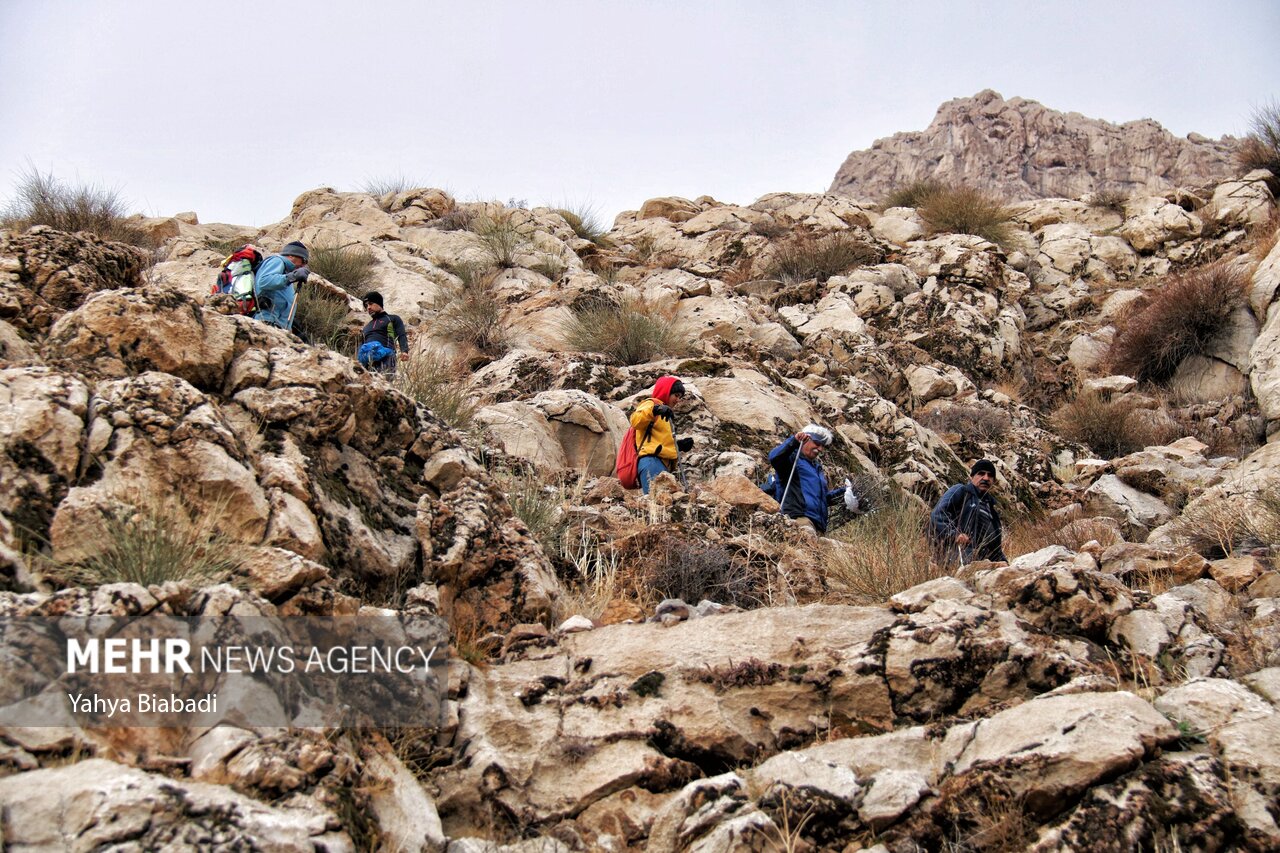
[615,421,654,489]
[211,245,264,315]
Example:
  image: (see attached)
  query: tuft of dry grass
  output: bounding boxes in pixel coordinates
[469,209,529,268]
[309,241,377,295]
[823,490,943,603]
[1,165,154,248]
[293,287,355,354]
[1236,100,1280,182]
[919,402,1012,441]
[882,179,947,211]
[395,346,479,430]
[1049,392,1175,459]
[914,183,1016,249]
[554,204,612,247]
[559,294,691,365]
[1107,263,1249,384]
[433,262,510,357]
[552,527,622,624]
[1003,507,1123,558]
[1170,485,1280,559]
[47,497,242,587]
[762,231,881,284]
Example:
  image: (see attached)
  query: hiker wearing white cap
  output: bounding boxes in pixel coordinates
[766,424,858,535]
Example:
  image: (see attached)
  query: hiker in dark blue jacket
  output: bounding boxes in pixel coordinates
[929,459,1008,564]
[767,424,857,535]
[254,240,309,332]
[358,291,410,374]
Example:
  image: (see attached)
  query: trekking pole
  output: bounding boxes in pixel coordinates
[777,445,801,512]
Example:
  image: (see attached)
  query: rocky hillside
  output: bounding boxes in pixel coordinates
[830,90,1240,202]
[1,160,1279,850]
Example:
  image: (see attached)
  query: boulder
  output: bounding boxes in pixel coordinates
[0,759,341,850]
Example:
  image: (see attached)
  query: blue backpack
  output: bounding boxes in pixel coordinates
[357,341,395,367]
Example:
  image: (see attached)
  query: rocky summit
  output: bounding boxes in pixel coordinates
[1,138,1279,851]
[830,90,1240,202]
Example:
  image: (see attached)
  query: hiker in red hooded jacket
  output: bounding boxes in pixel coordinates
[629,376,692,494]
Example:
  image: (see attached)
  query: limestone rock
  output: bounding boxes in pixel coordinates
[0,759,341,849]
[829,90,1237,202]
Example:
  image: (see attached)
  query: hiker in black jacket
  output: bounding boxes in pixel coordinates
[358,291,409,374]
[929,459,1007,565]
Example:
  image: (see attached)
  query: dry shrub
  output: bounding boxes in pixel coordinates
[1003,507,1121,558]
[552,528,622,624]
[2,166,153,248]
[469,209,529,268]
[762,231,880,284]
[433,262,509,356]
[634,536,769,609]
[309,241,377,295]
[1170,486,1280,558]
[395,346,479,430]
[882,179,947,211]
[48,497,241,587]
[554,205,611,246]
[919,402,1012,441]
[500,469,569,558]
[1088,187,1130,213]
[1049,392,1173,459]
[823,490,941,604]
[1248,206,1280,261]
[1107,264,1249,383]
[1237,100,1280,184]
[293,288,354,354]
[559,294,690,366]
[915,183,1016,249]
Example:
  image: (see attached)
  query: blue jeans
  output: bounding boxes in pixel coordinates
[637,455,668,494]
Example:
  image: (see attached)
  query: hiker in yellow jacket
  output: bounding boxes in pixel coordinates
[630,375,692,494]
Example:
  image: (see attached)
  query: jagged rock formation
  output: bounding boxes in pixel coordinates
[830,90,1240,202]
[1,157,1279,849]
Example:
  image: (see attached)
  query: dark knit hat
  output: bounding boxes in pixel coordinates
[362,291,384,307]
[670,380,685,397]
[281,241,309,263]
[971,459,997,477]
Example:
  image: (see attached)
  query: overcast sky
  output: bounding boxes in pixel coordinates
[2,1,1277,228]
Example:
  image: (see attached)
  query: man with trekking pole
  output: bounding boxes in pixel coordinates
[929,459,1007,566]
[767,424,859,536]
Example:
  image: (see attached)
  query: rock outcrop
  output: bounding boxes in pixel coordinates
[1,143,1278,848]
[830,90,1239,202]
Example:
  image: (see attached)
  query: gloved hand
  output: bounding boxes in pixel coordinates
[285,267,311,284]
[843,478,860,512]
[677,437,693,452]
[653,404,673,420]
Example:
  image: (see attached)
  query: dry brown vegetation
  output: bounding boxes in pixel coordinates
[1107,264,1249,384]
[433,262,510,357]
[906,182,1016,249]
[1,166,153,248]
[559,294,691,365]
[1236,99,1280,185]
[762,231,881,284]
[919,402,1013,441]
[823,490,948,603]
[1049,392,1175,459]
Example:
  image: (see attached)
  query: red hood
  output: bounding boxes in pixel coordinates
[651,375,680,404]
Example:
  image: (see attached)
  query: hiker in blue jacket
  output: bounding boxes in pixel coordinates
[929,459,1008,565]
[358,291,410,374]
[767,424,858,535]
[254,240,309,332]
